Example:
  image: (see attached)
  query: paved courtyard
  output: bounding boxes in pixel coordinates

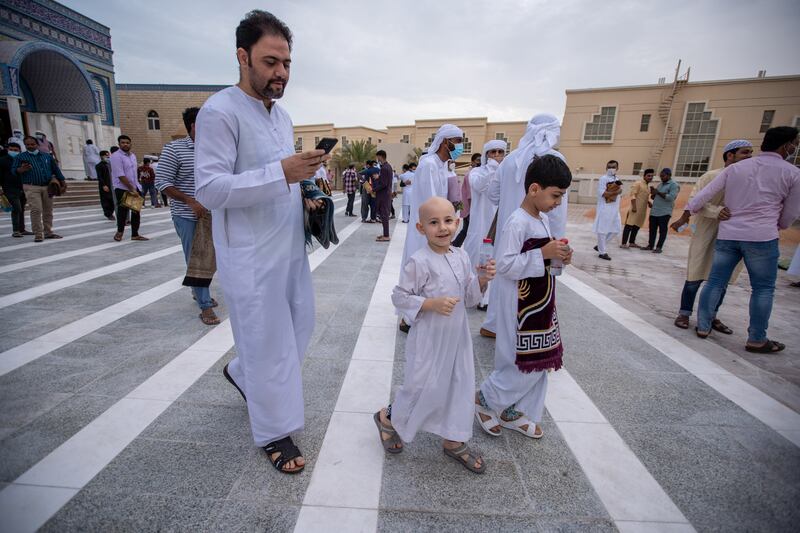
[0,194,798,532]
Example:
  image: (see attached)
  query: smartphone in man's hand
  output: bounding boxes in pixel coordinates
[315,137,338,154]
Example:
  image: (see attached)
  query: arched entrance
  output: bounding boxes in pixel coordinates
[0,40,99,142]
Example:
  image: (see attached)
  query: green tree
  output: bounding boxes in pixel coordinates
[329,139,377,189]
[407,147,424,164]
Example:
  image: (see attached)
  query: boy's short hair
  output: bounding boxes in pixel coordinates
[99,150,110,157]
[375,149,387,158]
[471,153,481,162]
[524,154,572,191]
[143,157,151,164]
[606,159,619,167]
[643,168,655,176]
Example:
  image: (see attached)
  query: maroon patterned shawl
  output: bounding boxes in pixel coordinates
[515,237,563,373]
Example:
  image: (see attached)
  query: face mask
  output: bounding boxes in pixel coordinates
[102,157,109,162]
[30,149,40,156]
[8,151,19,158]
[607,168,617,176]
[449,143,464,160]
[785,143,798,161]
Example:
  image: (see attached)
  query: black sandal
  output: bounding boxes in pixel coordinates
[263,436,305,474]
[745,340,786,353]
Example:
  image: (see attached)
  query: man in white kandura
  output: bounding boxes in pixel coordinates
[195,10,328,475]
[401,124,464,268]
[481,113,564,338]
[462,139,507,309]
[82,139,100,180]
[591,159,622,260]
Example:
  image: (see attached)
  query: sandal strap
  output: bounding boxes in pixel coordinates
[264,436,301,470]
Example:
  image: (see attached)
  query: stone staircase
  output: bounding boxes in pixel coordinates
[55,180,101,208]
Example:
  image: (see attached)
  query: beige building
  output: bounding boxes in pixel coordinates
[385,117,527,169]
[560,68,800,183]
[117,84,226,157]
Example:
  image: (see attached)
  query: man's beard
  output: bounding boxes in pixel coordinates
[250,72,286,99]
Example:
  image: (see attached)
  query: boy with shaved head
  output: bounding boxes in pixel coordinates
[375,196,496,473]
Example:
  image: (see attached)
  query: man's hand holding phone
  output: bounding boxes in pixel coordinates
[282,150,329,184]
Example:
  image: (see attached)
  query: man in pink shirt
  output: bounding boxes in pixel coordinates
[453,153,481,247]
[688,126,799,353]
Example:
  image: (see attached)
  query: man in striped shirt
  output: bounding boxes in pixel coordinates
[12,135,66,242]
[155,107,220,326]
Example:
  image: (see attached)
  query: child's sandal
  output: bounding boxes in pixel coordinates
[500,416,543,439]
[443,443,486,474]
[373,411,403,454]
[475,404,502,436]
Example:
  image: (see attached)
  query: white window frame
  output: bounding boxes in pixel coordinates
[581,105,617,144]
[673,100,721,178]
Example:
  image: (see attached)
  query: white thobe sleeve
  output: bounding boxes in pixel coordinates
[496,220,546,280]
[392,256,429,325]
[194,106,290,209]
[460,252,484,308]
[487,157,509,206]
[470,160,497,198]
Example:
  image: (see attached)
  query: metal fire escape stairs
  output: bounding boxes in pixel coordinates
[646,60,690,170]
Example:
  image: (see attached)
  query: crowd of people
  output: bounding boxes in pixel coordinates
[1,8,798,480]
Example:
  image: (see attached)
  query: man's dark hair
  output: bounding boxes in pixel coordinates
[99,150,110,157]
[110,146,119,153]
[118,135,131,143]
[525,155,572,191]
[23,135,38,143]
[86,139,93,145]
[366,160,374,166]
[182,107,200,133]
[348,164,355,169]
[643,168,655,176]
[761,126,798,152]
[143,157,151,164]
[402,164,409,171]
[7,142,20,150]
[376,150,387,158]
[606,159,619,167]
[236,10,293,56]
[471,153,481,162]
[409,162,417,169]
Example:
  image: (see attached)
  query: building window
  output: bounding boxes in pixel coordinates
[632,162,643,175]
[341,136,348,147]
[640,114,651,132]
[424,133,435,150]
[792,117,800,166]
[91,77,111,124]
[462,134,472,154]
[760,110,775,133]
[401,134,410,144]
[582,106,616,142]
[314,136,320,146]
[295,137,302,153]
[675,102,719,178]
[495,132,511,151]
[147,110,160,130]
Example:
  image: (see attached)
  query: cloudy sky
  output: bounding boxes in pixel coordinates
[64,0,800,129]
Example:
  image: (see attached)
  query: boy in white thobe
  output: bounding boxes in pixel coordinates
[399,166,414,223]
[194,10,329,475]
[482,114,564,337]
[592,160,622,260]
[477,155,572,439]
[463,139,507,308]
[375,197,495,473]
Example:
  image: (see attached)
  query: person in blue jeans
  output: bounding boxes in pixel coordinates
[688,126,800,353]
[154,107,220,325]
